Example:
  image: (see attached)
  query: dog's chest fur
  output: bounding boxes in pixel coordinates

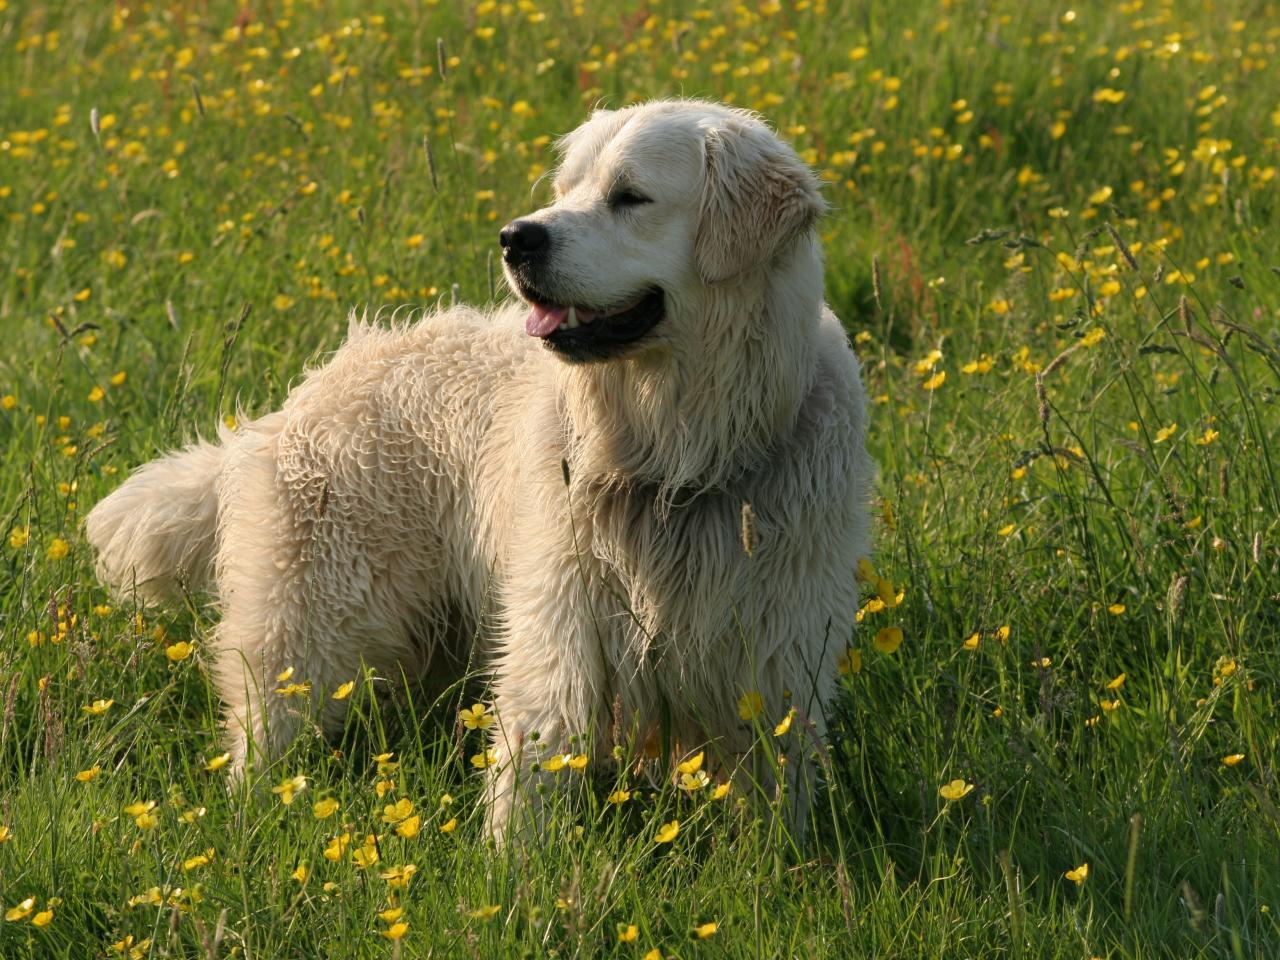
[585,477,746,634]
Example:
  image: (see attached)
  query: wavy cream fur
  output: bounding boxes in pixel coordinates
[84,100,874,843]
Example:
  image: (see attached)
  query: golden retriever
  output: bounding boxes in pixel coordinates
[85,99,874,841]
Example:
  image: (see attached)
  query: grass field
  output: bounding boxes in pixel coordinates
[3,1,1279,957]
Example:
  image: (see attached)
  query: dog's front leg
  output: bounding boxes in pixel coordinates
[484,560,609,846]
[484,674,598,846]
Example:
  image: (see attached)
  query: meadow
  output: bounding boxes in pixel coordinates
[2,0,1279,956]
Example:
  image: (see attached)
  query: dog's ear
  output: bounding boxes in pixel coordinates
[695,115,827,285]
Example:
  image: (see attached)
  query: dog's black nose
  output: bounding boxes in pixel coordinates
[500,219,550,265]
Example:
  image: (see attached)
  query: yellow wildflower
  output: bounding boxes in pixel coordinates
[654,820,679,843]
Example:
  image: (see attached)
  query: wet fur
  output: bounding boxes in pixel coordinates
[84,100,874,842]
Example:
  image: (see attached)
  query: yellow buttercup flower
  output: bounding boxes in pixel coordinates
[1222,753,1245,767]
[939,779,974,801]
[737,691,763,720]
[470,749,497,770]
[382,922,409,941]
[272,774,307,805]
[679,770,710,792]
[379,864,417,888]
[694,921,718,938]
[323,833,351,862]
[874,626,903,654]
[165,641,194,662]
[332,680,355,700]
[75,765,101,782]
[352,835,381,869]
[1195,428,1219,446]
[382,798,414,823]
[1107,673,1126,690]
[607,789,631,805]
[468,904,501,921]
[773,710,795,736]
[913,349,942,374]
[312,798,339,819]
[654,820,679,844]
[204,753,231,772]
[396,816,421,839]
[677,751,704,775]
[439,817,458,833]
[111,935,152,958]
[459,703,494,730]
[5,897,36,921]
[31,909,53,927]
[1065,863,1089,884]
[837,648,862,674]
[618,923,639,943]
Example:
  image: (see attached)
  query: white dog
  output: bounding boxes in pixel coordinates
[85,100,873,841]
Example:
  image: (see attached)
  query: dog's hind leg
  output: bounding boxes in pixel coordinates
[207,423,362,772]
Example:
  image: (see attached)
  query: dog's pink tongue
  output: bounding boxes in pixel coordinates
[526,304,567,337]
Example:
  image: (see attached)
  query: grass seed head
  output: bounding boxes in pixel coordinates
[1035,375,1049,427]
[1105,222,1139,271]
[1167,574,1189,621]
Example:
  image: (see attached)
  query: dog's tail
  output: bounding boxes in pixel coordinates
[85,436,226,606]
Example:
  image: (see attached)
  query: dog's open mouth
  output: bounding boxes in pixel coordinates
[520,286,665,361]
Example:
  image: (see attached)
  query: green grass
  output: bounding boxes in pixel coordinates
[2,1,1279,956]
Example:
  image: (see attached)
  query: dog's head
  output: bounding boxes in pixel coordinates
[501,101,826,363]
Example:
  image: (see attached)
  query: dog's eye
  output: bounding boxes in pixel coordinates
[609,188,651,210]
